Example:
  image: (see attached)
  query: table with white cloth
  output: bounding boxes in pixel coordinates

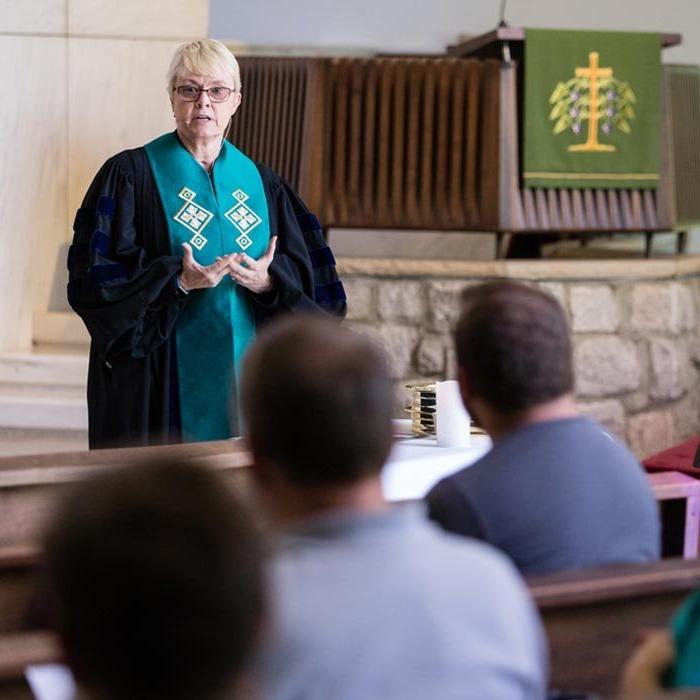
[382,423,699,558]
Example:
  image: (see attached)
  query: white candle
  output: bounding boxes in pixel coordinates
[435,380,471,448]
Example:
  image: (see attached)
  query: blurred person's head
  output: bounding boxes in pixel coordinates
[241,316,394,520]
[43,459,265,700]
[454,280,576,439]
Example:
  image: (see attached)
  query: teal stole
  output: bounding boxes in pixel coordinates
[144,132,270,442]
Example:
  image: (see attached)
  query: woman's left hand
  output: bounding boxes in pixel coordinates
[224,236,278,294]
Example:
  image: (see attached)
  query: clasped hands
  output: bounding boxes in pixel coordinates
[178,236,277,295]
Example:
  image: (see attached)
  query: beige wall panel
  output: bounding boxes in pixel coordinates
[68,38,181,220]
[69,0,207,38]
[0,0,66,34]
[0,36,67,351]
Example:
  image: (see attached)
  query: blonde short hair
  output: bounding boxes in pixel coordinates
[167,39,241,93]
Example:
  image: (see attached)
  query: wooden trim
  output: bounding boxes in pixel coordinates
[0,632,61,679]
[448,27,682,57]
[529,558,700,608]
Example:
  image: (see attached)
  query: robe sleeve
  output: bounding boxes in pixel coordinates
[67,152,186,362]
[251,166,347,322]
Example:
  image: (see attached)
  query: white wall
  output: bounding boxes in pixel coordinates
[0,0,208,351]
[210,0,700,64]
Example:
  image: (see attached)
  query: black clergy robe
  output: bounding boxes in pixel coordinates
[68,147,346,449]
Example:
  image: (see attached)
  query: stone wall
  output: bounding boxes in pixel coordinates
[338,256,700,458]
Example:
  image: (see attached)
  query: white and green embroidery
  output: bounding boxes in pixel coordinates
[225,189,261,250]
[173,187,213,250]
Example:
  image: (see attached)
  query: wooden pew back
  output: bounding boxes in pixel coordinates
[529,558,700,696]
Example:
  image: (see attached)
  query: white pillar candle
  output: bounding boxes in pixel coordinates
[435,380,471,448]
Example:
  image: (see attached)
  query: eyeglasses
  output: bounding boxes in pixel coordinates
[174,85,236,102]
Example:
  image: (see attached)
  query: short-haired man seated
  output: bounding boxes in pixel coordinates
[242,316,547,700]
[427,280,660,575]
[42,459,265,700]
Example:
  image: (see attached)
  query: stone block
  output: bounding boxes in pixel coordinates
[428,280,471,331]
[416,334,446,375]
[538,282,568,315]
[574,336,642,397]
[649,338,687,401]
[692,330,700,367]
[622,391,651,413]
[674,282,696,332]
[343,277,375,322]
[377,281,426,323]
[445,345,458,380]
[394,381,414,415]
[577,399,626,438]
[671,393,700,444]
[350,325,419,380]
[570,285,621,333]
[630,283,690,335]
[626,410,676,459]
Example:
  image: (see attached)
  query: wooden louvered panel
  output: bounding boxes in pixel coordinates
[230,53,686,235]
[375,62,393,227]
[607,190,622,231]
[478,60,500,230]
[464,61,482,228]
[318,57,496,230]
[434,61,452,228]
[446,62,466,226]
[666,65,700,227]
[593,190,611,231]
[404,62,422,225]
[360,61,378,219]
[230,55,498,230]
[415,62,433,228]
[228,57,320,204]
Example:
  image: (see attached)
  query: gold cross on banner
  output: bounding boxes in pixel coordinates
[569,51,616,152]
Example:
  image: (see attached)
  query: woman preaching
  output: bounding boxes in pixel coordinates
[68,39,346,449]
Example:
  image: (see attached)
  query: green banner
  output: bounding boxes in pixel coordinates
[523,29,661,189]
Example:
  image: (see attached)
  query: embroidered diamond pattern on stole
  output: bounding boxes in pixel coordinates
[237,234,253,250]
[224,189,261,250]
[173,187,213,249]
[190,232,208,251]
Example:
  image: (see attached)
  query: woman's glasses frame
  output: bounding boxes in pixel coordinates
[173,85,236,103]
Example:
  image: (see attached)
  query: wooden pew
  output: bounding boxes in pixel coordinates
[2,554,700,698]
[0,440,254,549]
[529,558,700,697]
[0,632,61,700]
[0,547,40,635]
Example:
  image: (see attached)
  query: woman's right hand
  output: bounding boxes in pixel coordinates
[178,242,231,291]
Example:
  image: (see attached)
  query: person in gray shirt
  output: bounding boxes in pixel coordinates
[241,316,547,700]
[427,281,660,575]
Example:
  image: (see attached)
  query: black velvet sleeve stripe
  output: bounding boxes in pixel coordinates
[296,210,322,233]
[97,195,116,219]
[67,149,185,360]
[315,280,347,305]
[87,262,134,286]
[90,230,112,257]
[309,246,336,269]
[250,160,346,320]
